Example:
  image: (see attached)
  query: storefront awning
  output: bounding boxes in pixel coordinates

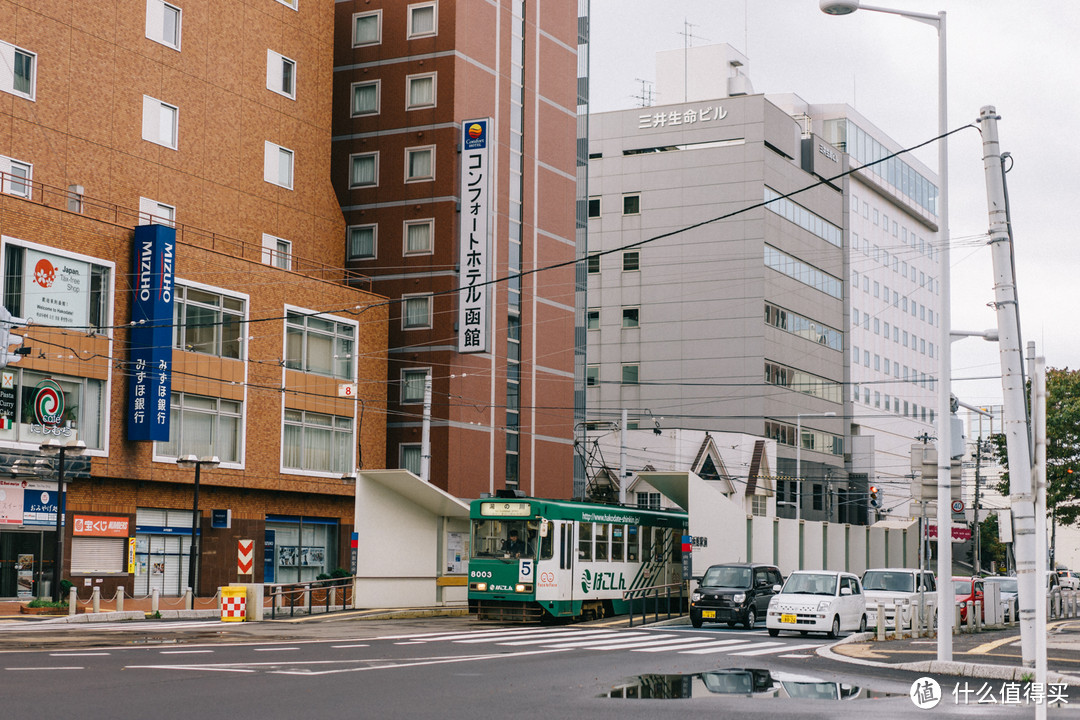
[356,470,470,518]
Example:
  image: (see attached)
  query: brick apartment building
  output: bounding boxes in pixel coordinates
[0,0,387,599]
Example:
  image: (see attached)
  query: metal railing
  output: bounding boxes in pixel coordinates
[267,577,355,619]
[624,582,683,627]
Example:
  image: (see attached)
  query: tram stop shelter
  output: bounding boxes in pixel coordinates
[353,470,471,608]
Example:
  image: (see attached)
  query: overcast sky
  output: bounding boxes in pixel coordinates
[589,0,1079,412]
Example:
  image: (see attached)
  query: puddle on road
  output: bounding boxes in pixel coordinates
[602,669,901,700]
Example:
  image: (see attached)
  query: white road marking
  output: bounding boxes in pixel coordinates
[6,666,84,671]
[633,638,750,653]
[546,635,682,651]
[730,642,821,656]
[49,653,109,657]
[679,641,764,655]
[159,650,214,655]
[331,644,370,649]
[491,630,626,646]
[253,647,299,652]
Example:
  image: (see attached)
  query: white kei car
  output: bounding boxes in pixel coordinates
[766,570,867,639]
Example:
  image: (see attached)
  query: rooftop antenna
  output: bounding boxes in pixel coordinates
[677,19,708,102]
[631,78,654,108]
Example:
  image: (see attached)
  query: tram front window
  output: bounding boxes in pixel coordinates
[472,520,536,560]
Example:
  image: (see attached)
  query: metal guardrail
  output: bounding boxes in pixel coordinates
[624,583,683,627]
[267,577,354,619]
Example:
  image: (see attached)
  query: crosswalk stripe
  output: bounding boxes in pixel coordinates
[679,641,767,655]
[534,633,665,650]
[729,642,822,656]
[453,629,614,644]
[491,630,624,646]
[581,636,710,651]
[633,638,750,653]
[377,627,563,642]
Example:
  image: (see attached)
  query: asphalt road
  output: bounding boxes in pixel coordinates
[0,617,1072,718]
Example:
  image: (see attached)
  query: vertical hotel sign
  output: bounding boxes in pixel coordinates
[127,225,174,441]
[458,118,491,353]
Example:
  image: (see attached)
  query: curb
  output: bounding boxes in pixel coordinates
[817,632,1080,684]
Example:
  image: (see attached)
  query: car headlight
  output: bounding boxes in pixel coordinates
[817,600,832,612]
[732,593,746,604]
[691,592,702,602]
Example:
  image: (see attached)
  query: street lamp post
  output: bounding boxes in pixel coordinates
[795,411,837,521]
[820,0,952,663]
[40,439,87,603]
[176,455,220,598]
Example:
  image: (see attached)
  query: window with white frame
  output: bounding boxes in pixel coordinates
[283,409,353,474]
[400,443,421,475]
[0,40,36,100]
[145,0,181,50]
[351,80,379,116]
[139,197,175,226]
[586,364,599,387]
[156,392,243,464]
[3,243,111,334]
[284,310,356,379]
[403,219,433,255]
[353,11,381,46]
[407,2,438,38]
[263,141,293,189]
[404,146,434,182]
[405,73,435,109]
[172,284,245,358]
[402,294,431,329]
[142,96,178,149]
[267,50,295,99]
[261,233,291,270]
[349,152,378,188]
[347,224,376,259]
[0,155,31,198]
[401,368,429,404]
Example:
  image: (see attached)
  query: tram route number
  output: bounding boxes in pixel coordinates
[470,570,493,578]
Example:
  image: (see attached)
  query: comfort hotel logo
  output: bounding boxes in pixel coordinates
[464,120,487,150]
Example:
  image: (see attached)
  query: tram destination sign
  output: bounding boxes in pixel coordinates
[480,502,531,517]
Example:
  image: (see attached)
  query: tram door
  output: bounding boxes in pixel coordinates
[536,520,573,608]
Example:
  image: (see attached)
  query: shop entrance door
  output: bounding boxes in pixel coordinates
[0,530,50,598]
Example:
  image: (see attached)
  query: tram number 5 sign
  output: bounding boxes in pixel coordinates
[519,559,534,583]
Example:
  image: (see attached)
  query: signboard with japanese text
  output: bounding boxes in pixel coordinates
[457,118,492,353]
[73,514,130,537]
[637,104,729,131]
[0,483,22,524]
[22,248,90,328]
[127,225,175,441]
[20,481,59,526]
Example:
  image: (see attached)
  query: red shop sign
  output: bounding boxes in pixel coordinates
[73,515,130,537]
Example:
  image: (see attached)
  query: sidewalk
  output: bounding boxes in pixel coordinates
[821,619,1080,683]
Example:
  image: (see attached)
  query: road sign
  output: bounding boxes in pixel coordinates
[238,539,254,575]
[951,500,964,513]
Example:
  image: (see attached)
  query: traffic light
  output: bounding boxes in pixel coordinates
[869,485,881,508]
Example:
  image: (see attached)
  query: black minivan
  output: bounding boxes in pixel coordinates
[690,563,783,629]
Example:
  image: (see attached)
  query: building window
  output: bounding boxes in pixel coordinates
[3,244,111,334]
[406,73,436,109]
[407,2,438,38]
[636,492,660,510]
[622,364,639,385]
[622,251,639,272]
[623,194,640,215]
[586,364,599,387]
[146,0,181,50]
[285,310,356,379]
[751,494,767,517]
[353,11,381,46]
[401,368,428,404]
[588,197,600,218]
[0,368,106,449]
[586,309,599,329]
[0,41,36,100]
[403,219,433,255]
[405,146,434,182]
[263,142,293,189]
[587,255,600,273]
[349,152,378,188]
[139,197,175,226]
[156,393,243,464]
[262,234,291,270]
[400,443,421,475]
[0,156,32,198]
[173,285,245,358]
[622,307,639,328]
[348,224,376,259]
[283,409,352,475]
[267,50,296,99]
[142,96,178,149]
[402,294,432,329]
[351,80,379,116]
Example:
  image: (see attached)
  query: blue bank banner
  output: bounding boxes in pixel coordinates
[127,225,175,442]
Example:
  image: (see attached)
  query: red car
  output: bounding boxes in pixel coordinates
[952,576,985,622]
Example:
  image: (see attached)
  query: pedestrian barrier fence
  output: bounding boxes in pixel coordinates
[267,577,355,619]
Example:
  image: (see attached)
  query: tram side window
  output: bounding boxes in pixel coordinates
[539,521,554,560]
[653,528,665,562]
[579,522,593,561]
[595,523,609,561]
[671,529,683,563]
[627,525,639,562]
[612,524,625,561]
[640,525,653,561]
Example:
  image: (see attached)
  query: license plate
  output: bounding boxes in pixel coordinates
[781,613,797,624]
[701,610,715,619]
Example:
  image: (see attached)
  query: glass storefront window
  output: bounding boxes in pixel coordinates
[264,517,338,584]
[0,368,105,449]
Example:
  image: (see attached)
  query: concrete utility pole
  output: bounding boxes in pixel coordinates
[1034,354,1048,720]
[979,106,1038,667]
[619,408,628,505]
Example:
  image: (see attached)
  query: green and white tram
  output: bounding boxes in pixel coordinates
[468,497,688,622]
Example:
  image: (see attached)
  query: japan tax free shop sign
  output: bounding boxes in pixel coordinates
[127,225,174,442]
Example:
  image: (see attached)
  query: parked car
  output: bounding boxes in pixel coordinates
[861,568,936,629]
[1056,569,1079,590]
[984,576,1017,621]
[952,576,986,622]
[766,570,867,639]
[690,563,783,629]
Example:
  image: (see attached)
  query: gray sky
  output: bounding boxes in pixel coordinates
[589,0,1079,410]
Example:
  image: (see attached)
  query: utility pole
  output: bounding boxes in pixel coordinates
[973,438,983,575]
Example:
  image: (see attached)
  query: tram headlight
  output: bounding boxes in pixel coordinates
[476,583,487,591]
[515,583,533,593]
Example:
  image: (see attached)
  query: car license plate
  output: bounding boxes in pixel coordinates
[701,610,715,619]
[781,613,797,624]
